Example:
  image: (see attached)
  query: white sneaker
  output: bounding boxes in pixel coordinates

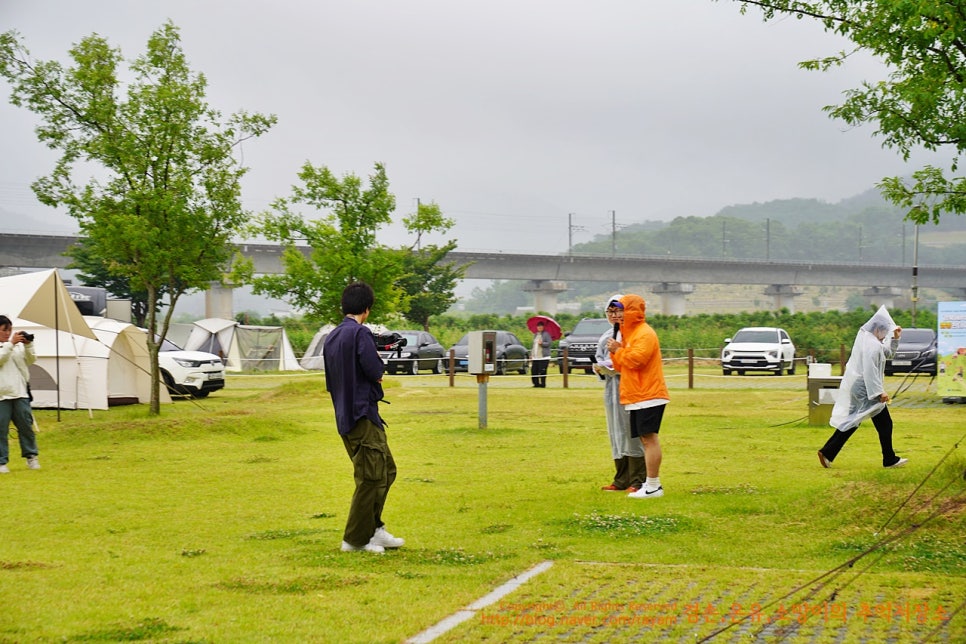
[886,457,908,468]
[370,527,405,549]
[0,464,9,474]
[26,457,40,470]
[628,486,664,499]
[341,540,385,554]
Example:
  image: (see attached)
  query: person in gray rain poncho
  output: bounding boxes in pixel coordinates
[593,295,646,492]
[818,306,908,469]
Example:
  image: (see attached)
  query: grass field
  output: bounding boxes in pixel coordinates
[0,368,963,643]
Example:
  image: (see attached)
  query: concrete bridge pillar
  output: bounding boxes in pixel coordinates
[522,280,567,315]
[763,284,803,313]
[205,282,235,320]
[863,286,903,309]
[651,282,694,316]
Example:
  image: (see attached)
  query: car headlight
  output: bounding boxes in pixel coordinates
[722,350,732,359]
[767,351,778,359]
[173,358,202,368]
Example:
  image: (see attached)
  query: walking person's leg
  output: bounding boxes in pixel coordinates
[818,426,858,467]
[870,407,905,467]
[341,418,391,549]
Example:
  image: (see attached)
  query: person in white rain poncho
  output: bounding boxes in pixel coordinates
[593,295,646,492]
[818,306,908,469]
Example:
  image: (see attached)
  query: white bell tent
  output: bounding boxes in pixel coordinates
[85,316,171,406]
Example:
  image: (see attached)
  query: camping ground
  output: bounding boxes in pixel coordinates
[0,369,963,642]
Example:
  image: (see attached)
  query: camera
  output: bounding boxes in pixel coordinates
[18,332,34,342]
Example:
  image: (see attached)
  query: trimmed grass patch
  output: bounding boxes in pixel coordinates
[0,372,962,642]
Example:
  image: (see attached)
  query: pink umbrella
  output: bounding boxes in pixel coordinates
[526,315,562,341]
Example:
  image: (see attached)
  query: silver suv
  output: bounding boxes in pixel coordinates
[158,338,226,398]
[721,327,796,376]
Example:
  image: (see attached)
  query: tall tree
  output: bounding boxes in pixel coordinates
[68,238,151,327]
[397,201,467,330]
[246,162,407,324]
[725,1,966,223]
[0,22,275,413]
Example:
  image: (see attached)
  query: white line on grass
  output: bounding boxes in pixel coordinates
[406,560,554,643]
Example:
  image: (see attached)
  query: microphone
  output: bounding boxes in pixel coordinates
[612,322,620,340]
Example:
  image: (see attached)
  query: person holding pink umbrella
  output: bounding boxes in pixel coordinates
[529,320,553,387]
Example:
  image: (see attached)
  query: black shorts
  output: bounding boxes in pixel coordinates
[629,404,666,438]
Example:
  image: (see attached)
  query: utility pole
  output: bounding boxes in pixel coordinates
[568,213,585,258]
[611,210,617,257]
[765,218,770,260]
[414,197,421,250]
[568,213,574,257]
[911,224,920,326]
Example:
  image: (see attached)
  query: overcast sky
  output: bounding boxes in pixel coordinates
[0,0,950,255]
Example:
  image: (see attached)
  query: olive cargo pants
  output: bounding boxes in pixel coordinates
[341,417,397,548]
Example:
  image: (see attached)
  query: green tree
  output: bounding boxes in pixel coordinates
[0,22,276,413]
[397,201,467,330]
[67,238,152,326]
[247,162,406,324]
[726,1,966,224]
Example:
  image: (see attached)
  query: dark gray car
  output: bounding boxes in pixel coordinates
[377,330,446,375]
[450,331,530,375]
[885,328,937,376]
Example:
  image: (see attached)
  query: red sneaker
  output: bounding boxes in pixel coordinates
[601,484,625,491]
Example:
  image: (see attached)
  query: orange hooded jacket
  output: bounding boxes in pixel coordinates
[610,294,669,406]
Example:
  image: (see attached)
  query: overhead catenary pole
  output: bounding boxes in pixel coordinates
[911,224,920,326]
[611,210,617,257]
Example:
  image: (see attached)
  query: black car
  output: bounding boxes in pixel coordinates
[449,331,530,375]
[558,317,614,374]
[885,328,938,376]
[376,330,446,375]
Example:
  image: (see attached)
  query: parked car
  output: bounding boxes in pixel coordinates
[721,327,796,375]
[885,327,938,376]
[158,338,226,397]
[376,330,446,375]
[558,317,614,374]
[449,331,530,374]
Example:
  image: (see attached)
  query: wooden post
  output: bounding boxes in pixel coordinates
[688,348,694,389]
[448,348,455,387]
[562,347,569,389]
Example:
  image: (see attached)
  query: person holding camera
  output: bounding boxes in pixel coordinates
[323,284,403,554]
[0,315,40,473]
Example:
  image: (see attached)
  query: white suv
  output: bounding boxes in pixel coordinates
[721,327,796,376]
[158,338,226,398]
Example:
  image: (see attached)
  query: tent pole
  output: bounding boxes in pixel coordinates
[55,272,61,421]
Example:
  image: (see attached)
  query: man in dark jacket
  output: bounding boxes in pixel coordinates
[323,282,404,553]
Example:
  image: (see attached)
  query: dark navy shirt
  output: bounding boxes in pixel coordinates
[323,317,386,435]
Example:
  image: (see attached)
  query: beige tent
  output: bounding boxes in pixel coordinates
[0,270,100,411]
[0,269,97,340]
[13,317,110,410]
[85,316,171,406]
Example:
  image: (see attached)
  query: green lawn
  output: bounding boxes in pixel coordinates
[1,370,962,643]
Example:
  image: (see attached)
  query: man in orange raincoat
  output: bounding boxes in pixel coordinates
[606,294,669,498]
